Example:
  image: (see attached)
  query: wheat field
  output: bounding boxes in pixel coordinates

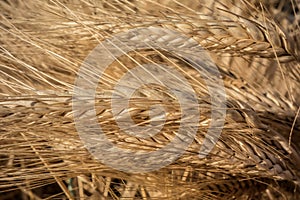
[0,0,299,199]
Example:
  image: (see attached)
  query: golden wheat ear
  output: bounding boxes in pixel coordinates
[0,0,300,199]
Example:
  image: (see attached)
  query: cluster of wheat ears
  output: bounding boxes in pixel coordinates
[0,0,299,199]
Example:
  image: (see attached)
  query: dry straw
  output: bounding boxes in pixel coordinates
[0,0,299,199]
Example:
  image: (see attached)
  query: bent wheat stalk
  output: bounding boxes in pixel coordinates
[0,0,299,199]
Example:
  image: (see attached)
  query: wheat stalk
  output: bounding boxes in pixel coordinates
[0,0,299,199]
